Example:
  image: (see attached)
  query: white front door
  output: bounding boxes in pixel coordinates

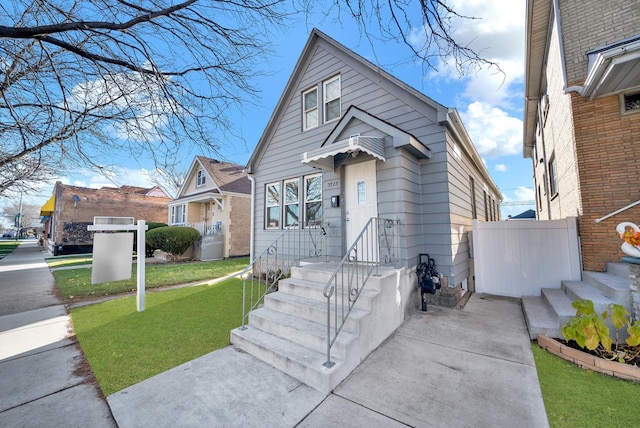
[345,160,378,261]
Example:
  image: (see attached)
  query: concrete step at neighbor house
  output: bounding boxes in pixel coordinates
[522,266,633,340]
[247,307,356,360]
[541,288,576,327]
[562,280,619,314]
[582,270,631,310]
[606,262,630,279]
[522,295,562,340]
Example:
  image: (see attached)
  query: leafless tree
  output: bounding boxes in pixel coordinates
[0,0,496,196]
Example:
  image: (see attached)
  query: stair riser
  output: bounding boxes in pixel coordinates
[248,312,349,359]
[291,266,386,290]
[540,289,574,327]
[581,272,631,309]
[230,330,336,393]
[264,295,362,333]
[278,280,377,310]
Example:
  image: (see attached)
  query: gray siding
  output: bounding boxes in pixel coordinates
[250,33,500,288]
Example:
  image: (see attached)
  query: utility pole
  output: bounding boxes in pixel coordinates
[15,192,22,241]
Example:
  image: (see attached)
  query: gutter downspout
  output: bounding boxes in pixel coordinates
[246,173,256,261]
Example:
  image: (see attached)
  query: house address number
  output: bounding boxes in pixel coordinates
[325,179,340,189]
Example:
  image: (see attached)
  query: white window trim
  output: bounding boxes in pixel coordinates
[323,75,341,123]
[303,87,318,131]
[171,204,186,225]
[304,173,323,226]
[549,156,559,197]
[284,178,300,228]
[196,170,206,187]
[265,182,281,229]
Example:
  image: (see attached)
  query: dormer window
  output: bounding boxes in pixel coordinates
[197,169,206,187]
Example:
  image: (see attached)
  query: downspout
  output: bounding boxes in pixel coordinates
[247,173,256,262]
[537,103,552,217]
[553,0,583,94]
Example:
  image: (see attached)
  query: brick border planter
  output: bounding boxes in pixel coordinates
[537,334,640,382]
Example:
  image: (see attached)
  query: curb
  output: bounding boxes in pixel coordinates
[537,334,640,382]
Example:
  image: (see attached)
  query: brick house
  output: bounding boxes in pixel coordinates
[168,156,251,260]
[524,0,640,271]
[40,182,172,255]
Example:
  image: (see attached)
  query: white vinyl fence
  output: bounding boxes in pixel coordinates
[472,218,581,297]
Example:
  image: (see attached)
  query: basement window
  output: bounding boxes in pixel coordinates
[621,91,640,115]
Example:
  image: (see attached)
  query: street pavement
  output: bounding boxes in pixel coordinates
[1,240,549,427]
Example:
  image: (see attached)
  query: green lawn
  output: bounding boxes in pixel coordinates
[71,278,244,396]
[0,240,20,257]
[54,257,249,302]
[532,344,640,427]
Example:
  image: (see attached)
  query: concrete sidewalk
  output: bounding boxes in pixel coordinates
[0,241,116,427]
[108,294,549,427]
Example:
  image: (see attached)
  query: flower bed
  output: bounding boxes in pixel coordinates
[537,334,640,382]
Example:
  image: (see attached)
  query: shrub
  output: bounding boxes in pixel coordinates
[146,226,199,258]
[562,298,640,363]
[143,222,168,257]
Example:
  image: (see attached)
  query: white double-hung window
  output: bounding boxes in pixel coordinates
[304,174,322,226]
[284,179,300,227]
[171,204,186,224]
[323,75,341,122]
[266,182,281,229]
[196,169,206,186]
[303,87,318,130]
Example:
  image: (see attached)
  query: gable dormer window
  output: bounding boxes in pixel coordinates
[303,87,318,130]
[323,75,341,122]
[197,169,206,187]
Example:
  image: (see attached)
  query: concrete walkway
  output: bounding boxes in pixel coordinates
[0,241,116,427]
[108,294,549,427]
[1,241,549,427]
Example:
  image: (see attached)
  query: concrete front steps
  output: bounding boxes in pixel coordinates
[522,262,631,340]
[230,262,410,394]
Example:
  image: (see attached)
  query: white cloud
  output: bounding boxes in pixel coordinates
[460,101,522,158]
[495,164,507,172]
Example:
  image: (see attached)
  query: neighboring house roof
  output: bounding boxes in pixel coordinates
[54,182,171,199]
[246,28,501,199]
[196,156,251,195]
[507,209,536,220]
[173,156,250,201]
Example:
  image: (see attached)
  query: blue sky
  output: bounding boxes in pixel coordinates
[8,0,534,226]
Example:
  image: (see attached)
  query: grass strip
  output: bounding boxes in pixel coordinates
[54,257,248,301]
[531,344,640,427]
[71,278,244,396]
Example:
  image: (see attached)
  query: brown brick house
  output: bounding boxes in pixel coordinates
[524,0,640,271]
[168,156,251,260]
[40,182,172,255]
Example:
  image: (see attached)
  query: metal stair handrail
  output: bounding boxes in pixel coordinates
[322,217,399,368]
[239,222,327,329]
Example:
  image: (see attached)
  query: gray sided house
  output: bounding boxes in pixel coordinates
[231,29,501,393]
[247,29,501,296]
[168,156,251,260]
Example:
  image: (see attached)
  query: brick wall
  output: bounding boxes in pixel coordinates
[52,183,171,245]
[571,92,640,271]
[560,1,639,84]
[228,195,251,257]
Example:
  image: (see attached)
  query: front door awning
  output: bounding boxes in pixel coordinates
[301,135,386,171]
[39,194,55,216]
